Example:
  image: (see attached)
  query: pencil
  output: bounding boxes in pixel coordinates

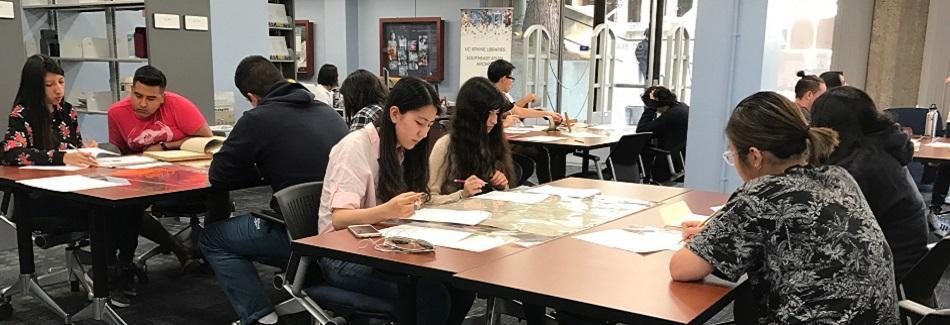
[453,179,466,184]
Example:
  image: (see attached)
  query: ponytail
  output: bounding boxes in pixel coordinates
[805,126,839,164]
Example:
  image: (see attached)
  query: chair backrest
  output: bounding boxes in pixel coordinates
[610,132,653,164]
[426,117,451,157]
[899,236,950,306]
[886,107,943,136]
[273,181,324,240]
[917,309,950,325]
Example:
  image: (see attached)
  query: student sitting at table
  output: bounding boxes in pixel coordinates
[636,86,689,184]
[669,92,898,324]
[107,65,213,273]
[200,56,348,325]
[810,86,928,282]
[312,64,339,107]
[319,77,474,324]
[340,69,388,131]
[2,54,142,308]
[428,77,513,203]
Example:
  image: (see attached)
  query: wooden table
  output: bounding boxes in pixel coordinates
[291,178,690,281]
[506,127,638,180]
[912,136,950,162]
[0,163,210,325]
[452,190,735,325]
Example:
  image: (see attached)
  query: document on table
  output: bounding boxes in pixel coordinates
[504,128,533,134]
[473,191,550,204]
[19,165,86,171]
[526,185,601,198]
[516,135,563,142]
[925,142,950,148]
[65,147,120,157]
[439,235,508,252]
[562,131,607,138]
[574,225,683,253]
[379,224,473,246]
[17,175,130,192]
[409,208,491,226]
[97,156,162,168]
[659,201,711,227]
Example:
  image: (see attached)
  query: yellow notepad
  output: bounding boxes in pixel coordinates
[143,136,225,162]
[659,201,710,227]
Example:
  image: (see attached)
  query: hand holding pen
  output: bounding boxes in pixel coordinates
[454,175,487,197]
[63,143,98,168]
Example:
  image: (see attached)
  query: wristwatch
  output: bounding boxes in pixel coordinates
[159,141,169,150]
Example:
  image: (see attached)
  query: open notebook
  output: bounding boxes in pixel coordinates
[143,136,225,162]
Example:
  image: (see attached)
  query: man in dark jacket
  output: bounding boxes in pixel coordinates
[199,56,347,325]
[636,86,689,183]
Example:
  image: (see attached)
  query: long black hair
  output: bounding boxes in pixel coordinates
[377,77,442,202]
[810,86,897,164]
[340,69,387,123]
[13,54,65,150]
[441,77,513,193]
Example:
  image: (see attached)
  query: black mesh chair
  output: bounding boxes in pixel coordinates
[899,300,950,325]
[885,107,943,136]
[272,182,400,324]
[898,236,950,319]
[0,191,94,322]
[570,132,652,182]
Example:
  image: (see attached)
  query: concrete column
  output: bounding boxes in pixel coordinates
[865,0,929,109]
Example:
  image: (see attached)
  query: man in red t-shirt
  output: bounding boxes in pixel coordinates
[108,65,212,154]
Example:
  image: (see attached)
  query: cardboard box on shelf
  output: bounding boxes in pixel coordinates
[81,37,109,58]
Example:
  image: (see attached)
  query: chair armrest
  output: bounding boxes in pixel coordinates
[571,151,601,162]
[646,146,673,155]
[899,299,935,318]
[251,210,285,225]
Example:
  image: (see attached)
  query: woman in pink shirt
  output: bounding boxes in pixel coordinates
[318,77,474,324]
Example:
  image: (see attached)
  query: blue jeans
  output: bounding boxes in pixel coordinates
[318,257,475,325]
[199,214,290,324]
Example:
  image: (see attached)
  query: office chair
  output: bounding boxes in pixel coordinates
[135,199,207,274]
[512,153,535,187]
[0,191,94,322]
[642,144,686,184]
[571,132,652,182]
[885,107,943,136]
[262,182,401,324]
[898,236,950,312]
[899,300,950,325]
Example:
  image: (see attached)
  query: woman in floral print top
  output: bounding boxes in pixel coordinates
[670,92,898,324]
[2,55,97,167]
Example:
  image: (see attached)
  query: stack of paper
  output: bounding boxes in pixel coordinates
[925,142,950,148]
[65,147,120,157]
[526,185,601,198]
[574,225,682,253]
[659,201,711,227]
[98,156,160,168]
[19,165,85,171]
[474,191,550,204]
[17,175,129,192]
[409,208,491,226]
[379,224,472,246]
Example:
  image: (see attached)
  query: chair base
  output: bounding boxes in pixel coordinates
[0,274,70,323]
[71,297,127,325]
[135,216,203,270]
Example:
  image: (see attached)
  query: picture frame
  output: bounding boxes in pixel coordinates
[295,20,314,78]
[379,17,444,82]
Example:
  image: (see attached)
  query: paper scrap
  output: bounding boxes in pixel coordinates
[379,224,472,246]
[526,185,601,198]
[19,165,85,171]
[17,175,129,192]
[516,135,563,142]
[474,191,550,204]
[660,201,710,227]
[574,226,683,253]
[438,235,507,252]
[409,208,490,226]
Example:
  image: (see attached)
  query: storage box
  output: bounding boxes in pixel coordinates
[60,39,83,57]
[81,91,115,112]
[82,37,109,58]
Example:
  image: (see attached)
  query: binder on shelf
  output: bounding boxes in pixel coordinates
[40,29,59,56]
[133,27,148,58]
[268,36,291,60]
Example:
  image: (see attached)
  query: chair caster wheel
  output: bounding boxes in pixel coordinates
[0,302,13,320]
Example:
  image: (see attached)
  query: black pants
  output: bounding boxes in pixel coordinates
[932,163,950,210]
[28,194,143,265]
[513,144,552,184]
[641,149,683,183]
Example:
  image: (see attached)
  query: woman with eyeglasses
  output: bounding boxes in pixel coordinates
[669,92,898,323]
[427,77,514,204]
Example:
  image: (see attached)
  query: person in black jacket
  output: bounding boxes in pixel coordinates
[811,86,928,282]
[636,86,689,183]
[199,56,348,325]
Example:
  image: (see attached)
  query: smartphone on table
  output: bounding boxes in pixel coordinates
[347,224,382,238]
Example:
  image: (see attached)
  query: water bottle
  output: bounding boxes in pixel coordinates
[925,104,940,138]
[331,89,341,109]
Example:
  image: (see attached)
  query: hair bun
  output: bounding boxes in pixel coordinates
[796,70,807,78]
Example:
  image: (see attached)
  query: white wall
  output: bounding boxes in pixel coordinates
[210,0,268,118]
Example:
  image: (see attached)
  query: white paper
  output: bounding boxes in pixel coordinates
[153,13,181,30]
[65,147,120,157]
[121,161,172,170]
[925,142,950,148]
[504,129,532,134]
[17,175,128,192]
[711,205,724,212]
[409,208,490,226]
[574,226,682,253]
[0,1,14,19]
[184,15,209,31]
[515,135,563,142]
[97,156,158,168]
[563,131,607,138]
[19,165,85,171]
[379,224,472,246]
[526,185,601,198]
[438,235,507,252]
[474,191,550,204]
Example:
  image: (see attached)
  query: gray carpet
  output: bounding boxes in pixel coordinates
[1,177,949,324]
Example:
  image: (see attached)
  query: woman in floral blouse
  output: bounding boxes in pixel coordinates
[669,92,898,324]
[2,55,141,307]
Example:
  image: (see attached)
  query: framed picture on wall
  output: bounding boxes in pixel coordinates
[379,17,444,82]
[295,20,314,78]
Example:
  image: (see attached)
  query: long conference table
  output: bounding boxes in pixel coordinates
[913,136,950,162]
[293,177,738,324]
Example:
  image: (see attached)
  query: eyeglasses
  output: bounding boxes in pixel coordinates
[722,150,735,166]
[506,76,515,81]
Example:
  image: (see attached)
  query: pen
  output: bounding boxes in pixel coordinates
[573,139,584,144]
[453,179,466,184]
